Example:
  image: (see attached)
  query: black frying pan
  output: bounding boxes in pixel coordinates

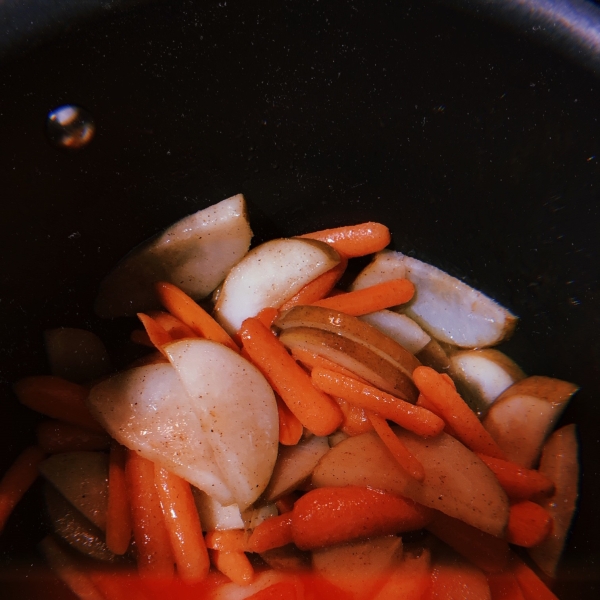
[1,1,599,598]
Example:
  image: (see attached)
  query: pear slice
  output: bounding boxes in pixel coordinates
[279,327,419,402]
[482,376,578,468]
[191,488,245,532]
[214,237,340,335]
[351,250,517,348]
[359,310,431,356]
[164,339,279,510]
[95,194,253,318]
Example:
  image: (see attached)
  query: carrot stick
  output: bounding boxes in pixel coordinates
[247,514,294,554]
[106,442,133,556]
[13,375,104,433]
[299,222,391,257]
[154,466,210,581]
[509,553,559,600]
[335,396,373,436]
[506,501,552,548]
[255,307,280,329]
[291,486,433,550]
[311,368,444,438]
[413,366,506,459]
[36,420,110,454]
[290,347,370,384]
[0,445,45,532]
[125,450,175,578]
[367,411,426,482]
[209,549,254,585]
[148,310,197,340]
[416,393,460,438]
[487,571,526,600]
[277,395,304,446]
[280,259,348,310]
[240,318,343,436]
[310,278,415,316]
[204,529,249,552]
[475,454,555,501]
[137,313,173,357]
[155,281,240,353]
[426,512,510,573]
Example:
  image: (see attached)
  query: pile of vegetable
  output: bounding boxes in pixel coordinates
[0,195,579,600]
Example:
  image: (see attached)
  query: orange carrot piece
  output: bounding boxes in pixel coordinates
[36,420,110,454]
[311,368,444,438]
[125,450,175,578]
[416,393,460,438]
[0,445,45,532]
[299,222,391,257]
[487,571,526,600]
[413,366,506,459]
[204,529,249,552]
[476,454,555,501]
[506,501,552,548]
[310,278,415,316]
[368,411,426,482]
[155,281,240,353]
[13,375,104,433]
[137,313,172,357]
[280,259,348,310]
[154,466,210,581]
[509,553,559,600]
[247,514,294,553]
[291,486,433,550]
[290,347,370,384]
[255,307,280,329]
[209,549,254,585]
[426,512,510,574]
[277,395,304,446]
[148,310,197,340]
[106,442,133,555]
[335,396,373,436]
[240,318,343,436]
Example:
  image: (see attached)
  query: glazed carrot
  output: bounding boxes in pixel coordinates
[137,313,172,356]
[506,501,552,548]
[247,514,294,553]
[311,368,444,438]
[106,442,133,555]
[154,466,210,581]
[0,445,45,532]
[209,549,254,585]
[413,367,506,459]
[155,281,240,353]
[125,450,175,578]
[280,259,348,310]
[290,347,370,384]
[240,318,343,436]
[277,395,304,446]
[426,512,510,573]
[299,222,391,257]
[487,571,526,600]
[255,307,280,329]
[148,310,197,340]
[335,396,373,436]
[204,529,249,552]
[311,278,415,316]
[13,375,104,433]
[509,553,559,600]
[36,420,110,454]
[291,486,433,550]
[416,393,460,438]
[368,411,426,482]
[476,454,555,501]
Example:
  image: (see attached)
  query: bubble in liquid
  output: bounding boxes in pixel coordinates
[46,105,95,149]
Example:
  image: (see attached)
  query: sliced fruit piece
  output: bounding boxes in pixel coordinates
[38,451,109,532]
[191,488,245,532]
[415,339,451,373]
[214,237,340,335]
[165,338,279,510]
[87,363,235,506]
[312,429,509,537]
[351,250,517,348]
[279,327,418,402]
[482,376,578,468]
[529,424,579,577]
[95,194,253,318]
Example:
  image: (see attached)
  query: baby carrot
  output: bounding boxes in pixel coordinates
[255,307,280,329]
[367,411,426,482]
[506,501,552,548]
[335,396,373,436]
[155,281,240,353]
[204,529,248,552]
[137,313,173,356]
[277,396,304,446]
[291,486,433,550]
[247,514,294,553]
[0,445,45,532]
[106,442,133,555]
[311,368,444,438]
[13,375,104,433]
[240,318,343,436]
[476,454,555,501]
[299,222,391,257]
[291,347,370,384]
[509,553,559,600]
[148,310,197,340]
[413,366,506,459]
[36,420,110,454]
[311,278,415,316]
[154,466,210,582]
[487,571,526,600]
[209,549,254,585]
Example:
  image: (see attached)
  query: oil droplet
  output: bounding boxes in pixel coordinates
[46,105,95,149]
